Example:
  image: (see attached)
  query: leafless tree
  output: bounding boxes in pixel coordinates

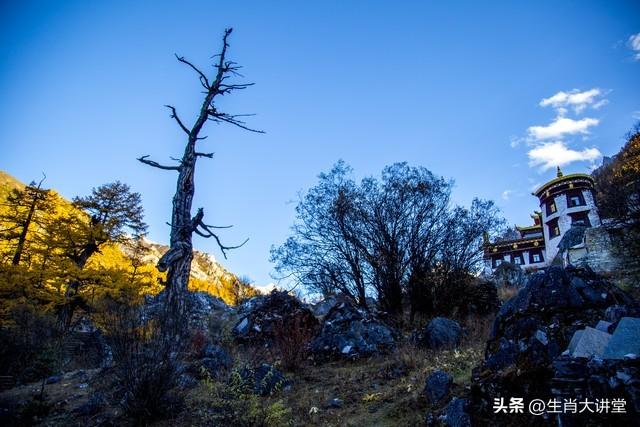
[138,28,262,331]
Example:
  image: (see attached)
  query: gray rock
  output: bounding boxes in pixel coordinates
[567,327,611,358]
[444,397,471,427]
[310,302,396,359]
[603,317,640,360]
[595,320,612,333]
[424,370,453,404]
[419,317,462,350]
[535,330,548,345]
[604,305,632,323]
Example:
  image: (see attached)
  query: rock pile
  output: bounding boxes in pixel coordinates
[233,291,319,344]
[144,290,233,333]
[465,266,640,425]
[310,301,396,360]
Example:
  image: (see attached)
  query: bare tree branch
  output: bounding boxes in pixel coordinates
[195,152,214,158]
[137,155,181,171]
[175,54,210,89]
[165,105,191,135]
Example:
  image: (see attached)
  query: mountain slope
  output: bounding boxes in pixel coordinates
[0,170,253,305]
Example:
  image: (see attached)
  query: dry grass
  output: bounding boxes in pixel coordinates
[1,312,496,427]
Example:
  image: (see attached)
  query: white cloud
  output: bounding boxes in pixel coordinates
[633,111,640,120]
[527,141,601,171]
[502,190,513,200]
[629,33,640,61]
[510,136,524,148]
[540,88,604,114]
[527,117,599,140]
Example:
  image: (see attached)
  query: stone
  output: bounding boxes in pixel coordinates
[418,317,462,350]
[485,337,518,370]
[235,317,249,334]
[443,397,471,427]
[595,320,612,333]
[469,267,640,424]
[535,329,548,345]
[233,291,319,344]
[567,327,611,358]
[603,317,640,360]
[605,305,633,323]
[310,302,396,360]
[424,370,453,404]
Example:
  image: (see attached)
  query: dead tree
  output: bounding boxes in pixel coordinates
[138,28,261,329]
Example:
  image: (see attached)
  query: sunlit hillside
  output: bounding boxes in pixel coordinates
[0,170,255,307]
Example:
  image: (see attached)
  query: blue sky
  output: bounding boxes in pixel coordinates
[1,1,639,286]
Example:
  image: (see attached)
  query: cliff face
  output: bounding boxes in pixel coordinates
[122,237,236,286]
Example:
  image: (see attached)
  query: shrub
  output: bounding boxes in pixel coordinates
[103,303,183,424]
[189,370,291,427]
[0,304,61,383]
[271,315,317,371]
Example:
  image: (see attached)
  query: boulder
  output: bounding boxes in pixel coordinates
[595,320,612,332]
[310,295,341,318]
[424,370,453,404]
[417,317,462,350]
[144,290,233,333]
[566,327,611,358]
[233,291,319,344]
[605,305,636,323]
[443,397,471,427]
[603,317,640,360]
[310,302,396,360]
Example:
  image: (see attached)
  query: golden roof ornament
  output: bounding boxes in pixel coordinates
[556,166,563,178]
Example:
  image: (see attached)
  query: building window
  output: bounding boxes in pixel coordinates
[548,218,560,238]
[546,200,557,216]
[493,258,503,268]
[570,211,591,227]
[566,190,585,208]
[529,250,544,264]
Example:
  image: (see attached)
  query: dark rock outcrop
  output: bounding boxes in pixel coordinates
[467,266,640,425]
[233,291,319,344]
[144,290,233,333]
[424,370,453,404]
[310,302,396,360]
[416,317,462,350]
